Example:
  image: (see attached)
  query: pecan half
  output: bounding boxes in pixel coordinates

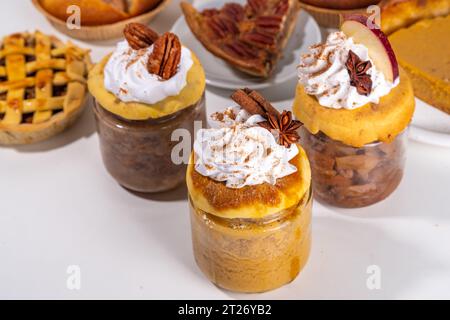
[241,31,275,47]
[202,8,220,17]
[256,15,283,28]
[247,0,267,13]
[207,15,239,38]
[223,40,257,59]
[147,32,181,80]
[274,0,289,15]
[223,3,245,22]
[124,23,159,50]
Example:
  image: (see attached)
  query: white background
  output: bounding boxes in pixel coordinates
[1,0,450,299]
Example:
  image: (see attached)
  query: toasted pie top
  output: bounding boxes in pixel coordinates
[293,68,415,147]
[88,51,205,120]
[39,0,163,26]
[186,145,311,219]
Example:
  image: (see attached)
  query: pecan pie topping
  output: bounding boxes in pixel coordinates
[345,50,373,96]
[231,88,302,147]
[202,0,289,51]
[124,23,159,50]
[247,0,268,13]
[274,0,289,15]
[223,3,246,22]
[181,0,299,77]
[147,32,182,80]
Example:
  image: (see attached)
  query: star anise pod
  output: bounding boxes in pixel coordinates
[231,88,302,147]
[259,111,302,148]
[345,50,373,96]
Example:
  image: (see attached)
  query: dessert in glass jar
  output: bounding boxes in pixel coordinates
[293,15,415,208]
[186,89,312,293]
[88,23,206,193]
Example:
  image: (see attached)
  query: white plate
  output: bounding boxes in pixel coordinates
[410,98,450,148]
[171,0,322,90]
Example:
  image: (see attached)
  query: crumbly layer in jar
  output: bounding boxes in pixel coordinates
[94,94,206,193]
[189,188,312,293]
[300,127,406,208]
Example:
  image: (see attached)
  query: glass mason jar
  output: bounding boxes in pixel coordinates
[300,127,407,208]
[189,186,312,293]
[93,94,206,193]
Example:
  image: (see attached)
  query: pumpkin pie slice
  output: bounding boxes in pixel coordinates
[381,0,450,114]
[180,0,300,78]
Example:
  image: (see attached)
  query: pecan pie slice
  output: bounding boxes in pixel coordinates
[180,0,300,78]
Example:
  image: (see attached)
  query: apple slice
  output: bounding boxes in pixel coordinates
[341,14,399,83]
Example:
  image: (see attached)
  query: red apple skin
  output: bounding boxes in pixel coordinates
[341,14,399,82]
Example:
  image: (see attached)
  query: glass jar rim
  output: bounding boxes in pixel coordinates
[311,128,408,147]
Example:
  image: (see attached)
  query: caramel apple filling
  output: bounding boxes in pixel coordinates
[300,127,406,208]
[293,16,414,208]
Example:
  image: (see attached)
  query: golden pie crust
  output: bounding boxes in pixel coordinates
[381,0,450,115]
[88,51,205,120]
[186,145,311,219]
[381,0,450,35]
[0,31,91,145]
[38,0,162,26]
[293,68,415,147]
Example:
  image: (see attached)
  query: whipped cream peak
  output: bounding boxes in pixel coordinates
[104,40,193,105]
[194,108,299,189]
[210,107,265,128]
[298,31,399,110]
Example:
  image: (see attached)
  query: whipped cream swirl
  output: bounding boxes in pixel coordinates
[104,40,193,105]
[298,31,398,109]
[194,108,299,189]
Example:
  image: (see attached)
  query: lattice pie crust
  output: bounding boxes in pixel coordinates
[0,31,91,145]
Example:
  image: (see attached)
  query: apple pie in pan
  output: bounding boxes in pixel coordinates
[0,31,91,145]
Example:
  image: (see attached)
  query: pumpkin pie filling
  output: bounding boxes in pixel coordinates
[388,15,450,114]
[187,90,312,293]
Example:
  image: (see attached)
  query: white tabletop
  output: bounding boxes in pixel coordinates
[1,0,450,300]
